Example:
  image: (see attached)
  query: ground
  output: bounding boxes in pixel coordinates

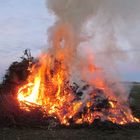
[1,127,140,140]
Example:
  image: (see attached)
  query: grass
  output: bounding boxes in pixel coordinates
[129,82,140,117]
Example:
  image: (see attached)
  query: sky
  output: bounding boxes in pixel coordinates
[0,0,54,78]
[0,0,140,82]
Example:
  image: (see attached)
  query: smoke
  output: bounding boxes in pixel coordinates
[83,0,140,93]
[46,0,102,67]
[46,0,140,98]
[46,0,140,59]
[47,0,101,34]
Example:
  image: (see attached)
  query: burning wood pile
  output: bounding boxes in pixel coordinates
[0,0,140,130]
[0,49,139,129]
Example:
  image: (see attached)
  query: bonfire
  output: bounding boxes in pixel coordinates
[16,47,139,126]
[0,0,139,129]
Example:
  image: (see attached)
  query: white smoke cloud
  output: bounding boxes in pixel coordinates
[46,0,140,58]
[46,0,140,97]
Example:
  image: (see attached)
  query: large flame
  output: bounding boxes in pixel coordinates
[17,26,139,126]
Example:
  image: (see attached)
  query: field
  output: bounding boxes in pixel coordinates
[129,82,140,117]
[0,82,140,140]
[1,127,140,140]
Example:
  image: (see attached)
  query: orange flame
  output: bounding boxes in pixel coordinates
[17,53,140,125]
[17,25,139,126]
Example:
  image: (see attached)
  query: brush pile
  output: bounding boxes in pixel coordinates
[0,50,139,130]
[0,50,116,128]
